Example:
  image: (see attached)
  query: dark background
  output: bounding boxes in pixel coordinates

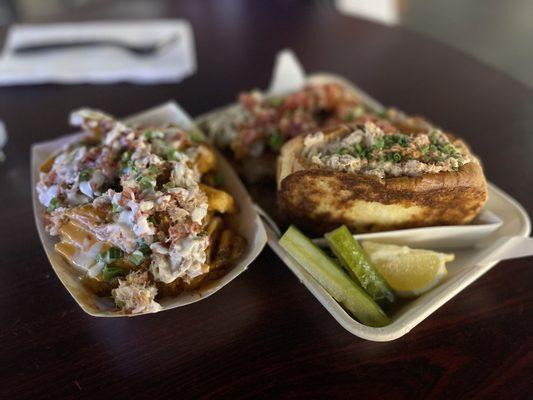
[0,1,531,399]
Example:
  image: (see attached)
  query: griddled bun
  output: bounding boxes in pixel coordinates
[277,126,488,235]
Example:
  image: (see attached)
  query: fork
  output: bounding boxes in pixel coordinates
[11,34,180,57]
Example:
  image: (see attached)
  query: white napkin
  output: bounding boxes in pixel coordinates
[0,20,196,85]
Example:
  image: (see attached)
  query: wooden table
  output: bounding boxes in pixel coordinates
[1,1,531,398]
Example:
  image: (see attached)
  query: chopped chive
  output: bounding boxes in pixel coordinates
[354,105,365,118]
[138,176,156,191]
[270,97,284,107]
[189,130,205,142]
[378,108,389,118]
[47,197,61,212]
[138,242,152,256]
[267,132,285,152]
[143,130,153,139]
[344,112,354,123]
[338,147,350,155]
[121,151,131,163]
[149,164,159,175]
[107,247,124,260]
[128,250,145,266]
[79,168,92,182]
[165,148,181,161]
[387,152,402,163]
[102,265,126,282]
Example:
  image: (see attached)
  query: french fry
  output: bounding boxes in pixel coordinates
[199,184,236,214]
[196,144,216,174]
[39,155,57,173]
[206,216,224,263]
[55,242,79,266]
[59,221,98,250]
[67,204,108,227]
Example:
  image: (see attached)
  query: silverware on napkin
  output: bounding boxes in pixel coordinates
[11,34,180,57]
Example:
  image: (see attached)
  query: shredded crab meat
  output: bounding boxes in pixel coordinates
[112,271,161,314]
[303,122,471,179]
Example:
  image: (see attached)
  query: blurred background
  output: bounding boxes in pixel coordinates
[0,0,531,88]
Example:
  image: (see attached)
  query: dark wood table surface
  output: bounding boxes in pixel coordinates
[0,1,531,399]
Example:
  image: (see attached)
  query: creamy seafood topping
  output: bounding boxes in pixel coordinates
[37,109,212,312]
[302,122,471,179]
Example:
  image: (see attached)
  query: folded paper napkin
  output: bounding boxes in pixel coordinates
[0,20,196,85]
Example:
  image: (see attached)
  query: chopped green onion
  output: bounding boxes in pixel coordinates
[270,97,284,107]
[344,112,354,123]
[79,168,92,182]
[128,250,145,266]
[138,176,156,191]
[149,164,159,175]
[372,138,385,151]
[387,152,402,163]
[378,108,389,118]
[397,136,410,148]
[102,266,126,282]
[338,147,350,155]
[189,130,205,142]
[121,151,131,163]
[112,203,121,213]
[138,242,152,256]
[97,247,124,265]
[47,197,61,212]
[354,105,365,118]
[107,247,124,260]
[165,148,182,161]
[267,132,285,152]
[143,130,153,139]
[354,143,368,157]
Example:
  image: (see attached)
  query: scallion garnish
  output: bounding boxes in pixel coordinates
[102,266,126,282]
[79,168,92,182]
[128,250,145,266]
[47,197,61,212]
[267,132,285,152]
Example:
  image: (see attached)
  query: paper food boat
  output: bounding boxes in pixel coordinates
[197,50,532,340]
[31,102,267,317]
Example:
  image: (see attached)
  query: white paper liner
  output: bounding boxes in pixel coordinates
[31,101,266,317]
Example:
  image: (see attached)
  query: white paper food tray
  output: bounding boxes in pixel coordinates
[197,50,532,340]
[31,102,267,317]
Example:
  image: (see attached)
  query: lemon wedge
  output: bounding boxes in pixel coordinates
[361,241,455,298]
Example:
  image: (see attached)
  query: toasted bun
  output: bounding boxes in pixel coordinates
[277,128,488,235]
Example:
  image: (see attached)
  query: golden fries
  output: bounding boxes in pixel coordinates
[196,144,216,174]
[200,184,236,214]
[39,155,57,173]
[210,229,246,271]
[206,216,224,263]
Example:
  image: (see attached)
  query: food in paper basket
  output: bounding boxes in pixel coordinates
[277,123,488,235]
[36,109,246,314]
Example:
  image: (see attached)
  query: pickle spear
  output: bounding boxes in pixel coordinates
[279,225,389,327]
[325,225,395,308]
